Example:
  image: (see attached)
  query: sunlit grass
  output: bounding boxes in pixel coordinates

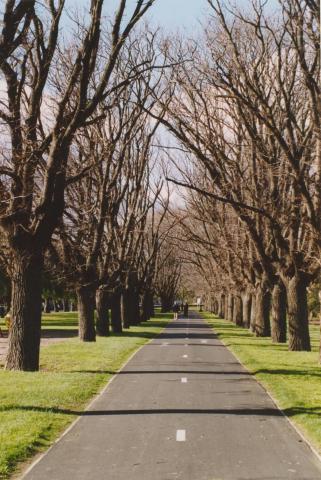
[203,312,321,452]
[0,311,170,479]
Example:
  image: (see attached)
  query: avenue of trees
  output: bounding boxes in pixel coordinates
[0,0,320,371]
[0,0,182,371]
[158,0,320,355]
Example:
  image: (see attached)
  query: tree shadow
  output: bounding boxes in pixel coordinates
[6,404,316,418]
[41,329,78,338]
[253,368,321,379]
[69,369,248,375]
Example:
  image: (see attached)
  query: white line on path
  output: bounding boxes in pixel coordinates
[181,377,188,383]
[201,340,207,344]
[182,354,188,358]
[176,430,186,442]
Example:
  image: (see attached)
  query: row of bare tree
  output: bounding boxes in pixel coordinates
[155,0,320,356]
[0,0,183,371]
[2,0,317,371]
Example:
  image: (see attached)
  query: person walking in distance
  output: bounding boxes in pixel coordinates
[173,302,179,320]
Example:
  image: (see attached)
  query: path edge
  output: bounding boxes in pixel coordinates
[202,314,321,466]
[19,323,169,480]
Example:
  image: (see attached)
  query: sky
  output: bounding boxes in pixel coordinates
[71,0,278,33]
[72,0,215,32]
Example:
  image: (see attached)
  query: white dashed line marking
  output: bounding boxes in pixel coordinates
[176,430,186,442]
[181,377,187,383]
[182,354,188,358]
[201,340,207,344]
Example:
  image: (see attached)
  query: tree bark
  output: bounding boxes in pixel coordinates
[53,300,60,312]
[130,290,141,326]
[271,280,287,343]
[227,293,233,321]
[44,298,51,313]
[255,284,271,337]
[213,297,219,315]
[111,291,122,334]
[161,295,173,313]
[96,288,110,336]
[77,286,96,342]
[286,274,310,351]
[224,294,229,320]
[233,295,243,326]
[62,298,70,312]
[250,294,256,332]
[242,291,252,328]
[142,290,154,322]
[5,252,44,371]
[218,293,225,318]
[121,290,131,329]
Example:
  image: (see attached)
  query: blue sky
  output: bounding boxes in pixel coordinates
[70,1,278,32]
[70,1,254,31]
[101,0,210,31]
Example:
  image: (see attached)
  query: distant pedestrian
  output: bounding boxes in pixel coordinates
[183,302,189,318]
[172,302,179,320]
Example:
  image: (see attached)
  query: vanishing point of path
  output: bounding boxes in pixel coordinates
[23,313,321,480]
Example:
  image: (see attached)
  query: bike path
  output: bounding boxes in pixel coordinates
[23,312,321,480]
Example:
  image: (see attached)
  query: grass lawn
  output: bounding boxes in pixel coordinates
[0,311,171,479]
[203,312,321,453]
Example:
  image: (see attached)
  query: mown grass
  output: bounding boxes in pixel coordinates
[203,312,321,452]
[0,311,171,479]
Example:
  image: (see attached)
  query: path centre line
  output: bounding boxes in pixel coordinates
[176,430,186,442]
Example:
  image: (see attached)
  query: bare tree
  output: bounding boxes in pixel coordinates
[0,0,157,370]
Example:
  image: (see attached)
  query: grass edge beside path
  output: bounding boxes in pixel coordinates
[0,313,171,480]
[202,311,321,454]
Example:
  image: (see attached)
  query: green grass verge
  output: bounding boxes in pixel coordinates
[0,311,171,479]
[202,312,321,453]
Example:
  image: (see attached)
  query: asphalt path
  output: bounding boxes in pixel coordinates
[23,312,321,480]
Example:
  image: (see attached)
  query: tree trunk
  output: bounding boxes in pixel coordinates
[111,291,122,334]
[5,253,44,371]
[224,294,229,320]
[286,274,310,351]
[62,298,70,312]
[142,290,154,322]
[242,291,252,329]
[213,297,219,315]
[161,295,173,313]
[233,295,243,326]
[130,290,141,326]
[250,294,256,332]
[96,288,110,336]
[44,298,51,313]
[271,280,287,343]
[255,284,271,337]
[227,293,233,322]
[319,291,321,364]
[53,300,60,312]
[121,290,131,329]
[77,286,96,342]
[218,293,225,318]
